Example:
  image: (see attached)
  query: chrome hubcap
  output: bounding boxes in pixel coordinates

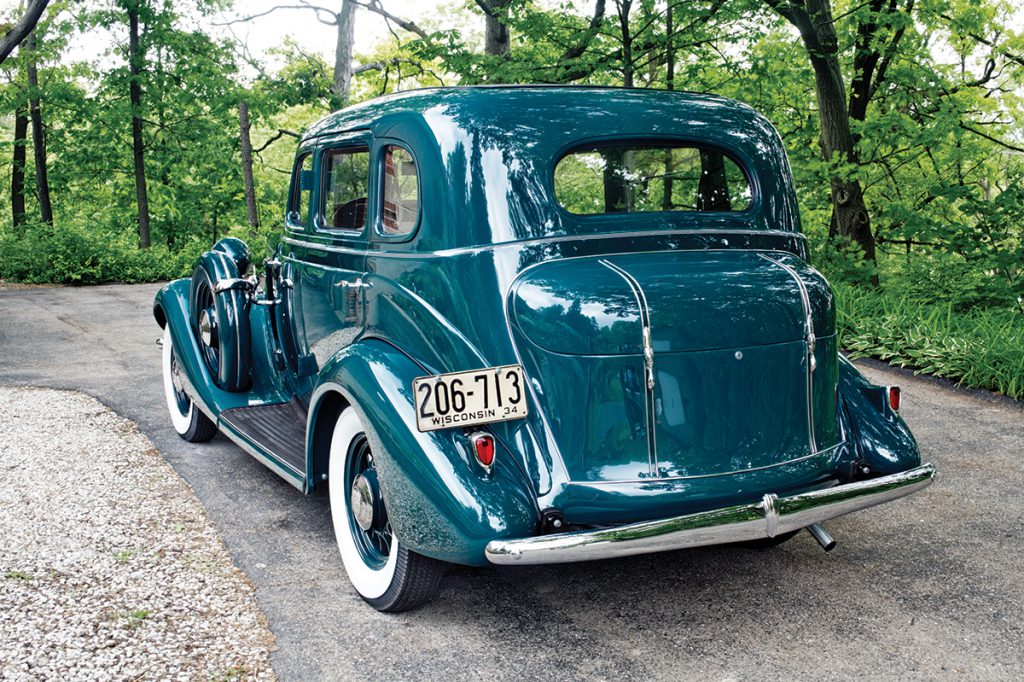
[199,308,217,348]
[350,473,376,531]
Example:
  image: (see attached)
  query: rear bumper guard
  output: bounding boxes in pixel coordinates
[485,464,936,565]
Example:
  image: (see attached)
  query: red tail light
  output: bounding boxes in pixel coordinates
[471,433,495,468]
[888,386,901,412]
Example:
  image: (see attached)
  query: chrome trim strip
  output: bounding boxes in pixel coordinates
[568,442,843,486]
[598,259,658,477]
[282,229,805,259]
[759,253,818,453]
[485,464,936,565]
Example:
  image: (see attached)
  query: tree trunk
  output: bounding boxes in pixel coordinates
[697,150,730,211]
[238,100,259,231]
[617,0,634,87]
[25,33,53,226]
[128,5,151,249]
[483,0,512,57]
[12,106,28,229]
[768,0,876,265]
[603,152,624,212]
[0,0,52,67]
[332,0,356,105]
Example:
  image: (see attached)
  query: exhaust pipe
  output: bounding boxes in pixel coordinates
[806,523,836,552]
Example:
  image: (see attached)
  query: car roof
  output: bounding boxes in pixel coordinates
[301,85,761,142]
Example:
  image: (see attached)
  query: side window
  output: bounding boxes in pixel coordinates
[321,147,370,231]
[380,145,419,236]
[288,152,313,228]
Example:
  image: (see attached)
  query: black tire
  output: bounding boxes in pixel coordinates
[190,260,251,392]
[161,327,217,443]
[735,530,799,549]
[329,407,445,612]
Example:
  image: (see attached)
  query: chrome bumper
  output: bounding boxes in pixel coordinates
[485,464,936,565]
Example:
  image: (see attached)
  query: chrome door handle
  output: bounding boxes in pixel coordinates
[335,278,370,289]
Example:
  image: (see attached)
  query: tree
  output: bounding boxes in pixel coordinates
[24,30,52,226]
[125,0,150,248]
[239,100,259,231]
[474,0,512,58]
[11,105,27,228]
[763,0,876,266]
[0,0,51,66]
[223,1,427,107]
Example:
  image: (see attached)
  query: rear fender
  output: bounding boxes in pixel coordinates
[153,279,254,417]
[837,356,920,475]
[307,339,539,566]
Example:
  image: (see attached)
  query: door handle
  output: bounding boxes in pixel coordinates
[335,278,371,289]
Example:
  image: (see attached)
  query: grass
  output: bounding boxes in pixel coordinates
[834,280,1024,399]
[126,609,151,629]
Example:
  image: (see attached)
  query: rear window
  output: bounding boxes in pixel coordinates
[554,143,751,215]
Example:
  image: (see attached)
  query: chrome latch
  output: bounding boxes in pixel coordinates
[642,325,655,390]
[335,278,371,290]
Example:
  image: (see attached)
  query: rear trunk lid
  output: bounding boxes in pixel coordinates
[509,250,838,483]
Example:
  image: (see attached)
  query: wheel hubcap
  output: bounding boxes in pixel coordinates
[345,436,392,568]
[199,308,218,348]
[350,473,376,531]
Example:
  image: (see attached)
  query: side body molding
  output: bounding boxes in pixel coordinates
[307,339,539,565]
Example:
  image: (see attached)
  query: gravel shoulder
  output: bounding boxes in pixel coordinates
[0,387,276,681]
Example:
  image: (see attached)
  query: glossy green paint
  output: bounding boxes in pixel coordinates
[154,86,922,566]
[308,340,538,564]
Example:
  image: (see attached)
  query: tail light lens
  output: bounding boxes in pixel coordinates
[471,433,495,468]
[888,386,901,412]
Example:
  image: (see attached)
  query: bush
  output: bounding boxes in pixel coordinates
[2,222,209,285]
[835,280,1024,399]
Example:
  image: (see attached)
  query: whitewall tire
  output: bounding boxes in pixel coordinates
[329,407,444,611]
[162,327,217,443]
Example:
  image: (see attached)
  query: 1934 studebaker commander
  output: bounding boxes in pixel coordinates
[154,86,936,612]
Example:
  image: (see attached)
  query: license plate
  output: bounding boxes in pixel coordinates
[413,365,529,432]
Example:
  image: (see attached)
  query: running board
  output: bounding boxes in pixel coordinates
[219,399,308,481]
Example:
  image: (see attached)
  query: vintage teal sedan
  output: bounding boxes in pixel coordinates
[154,86,935,612]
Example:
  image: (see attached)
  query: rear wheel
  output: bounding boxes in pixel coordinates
[161,327,217,443]
[329,407,445,612]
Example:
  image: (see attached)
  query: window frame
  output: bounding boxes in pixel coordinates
[373,140,422,243]
[315,142,372,237]
[285,149,315,233]
[551,137,759,220]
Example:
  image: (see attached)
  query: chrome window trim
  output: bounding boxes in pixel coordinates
[282,228,805,259]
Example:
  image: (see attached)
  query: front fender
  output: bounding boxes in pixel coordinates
[309,339,539,566]
[153,279,253,416]
[838,356,921,475]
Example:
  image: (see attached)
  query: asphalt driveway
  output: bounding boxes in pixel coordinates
[1,283,1022,680]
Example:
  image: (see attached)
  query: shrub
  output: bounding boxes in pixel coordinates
[835,280,1024,399]
[2,222,207,285]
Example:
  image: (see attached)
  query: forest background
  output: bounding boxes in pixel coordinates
[1,0,1023,397]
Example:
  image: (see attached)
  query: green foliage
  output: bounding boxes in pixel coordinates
[836,280,1024,399]
[0,220,205,284]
